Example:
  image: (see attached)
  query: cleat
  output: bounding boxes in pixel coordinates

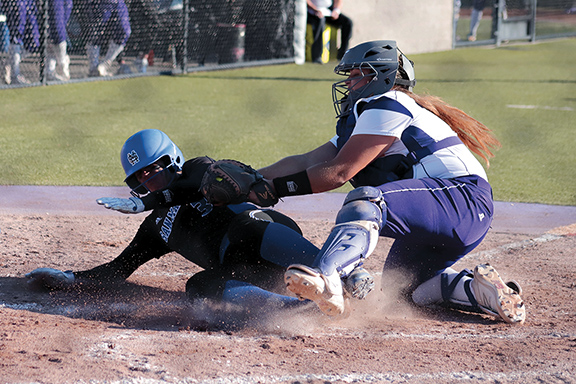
[97,63,113,77]
[285,264,349,318]
[10,74,29,85]
[472,264,526,324]
[343,267,374,300]
[506,280,523,296]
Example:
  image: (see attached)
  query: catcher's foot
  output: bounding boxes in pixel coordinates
[285,264,349,318]
[343,267,374,300]
[472,264,526,324]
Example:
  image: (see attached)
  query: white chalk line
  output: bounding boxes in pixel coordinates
[507,104,574,111]
[462,232,563,261]
[62,370,573,384]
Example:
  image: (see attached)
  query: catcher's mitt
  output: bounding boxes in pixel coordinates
[200,159,279,207]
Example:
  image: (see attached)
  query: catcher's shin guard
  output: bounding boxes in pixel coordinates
[315,186,384,278]
[285,187,383,315]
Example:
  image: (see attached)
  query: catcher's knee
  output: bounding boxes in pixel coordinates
[335,186,385,229]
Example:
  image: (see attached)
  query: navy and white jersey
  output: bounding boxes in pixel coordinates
[330,90,488,182]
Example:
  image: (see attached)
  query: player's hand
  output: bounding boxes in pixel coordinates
[26,268,75,290]
[96,197,145,214]
[200,159,279,207]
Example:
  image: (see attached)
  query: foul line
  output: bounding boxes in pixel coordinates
[465,232,563,261]
[507,104,574,111]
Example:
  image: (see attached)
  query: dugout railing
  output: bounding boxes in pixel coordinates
[0,0,295,88]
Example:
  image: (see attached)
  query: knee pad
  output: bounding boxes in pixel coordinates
[336,186,384,229]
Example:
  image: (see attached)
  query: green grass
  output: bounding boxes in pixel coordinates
[1,38,575,205]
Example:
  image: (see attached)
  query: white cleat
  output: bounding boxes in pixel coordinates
[10,74,29,85]
[285,264,349,318]
[97,63,113,77]
[472,264,526,324]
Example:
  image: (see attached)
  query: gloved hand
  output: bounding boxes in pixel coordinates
[96,197,145,214]
[26,268,75,290]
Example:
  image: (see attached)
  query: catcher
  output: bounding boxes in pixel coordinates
[200,41,526,325]
[25,129,367,317]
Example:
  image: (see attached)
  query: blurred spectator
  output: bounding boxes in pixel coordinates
[2,0,40,84]
[467,0,486,41]
[306,0,352,63]
[85,0,131,77]
[46,0,73,81]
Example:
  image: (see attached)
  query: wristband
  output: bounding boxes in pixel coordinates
[272,170,313,197]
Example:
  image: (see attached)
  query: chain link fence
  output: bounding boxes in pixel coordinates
[1,0,574,88]
[454,0,576,47]
[0,0,295,87]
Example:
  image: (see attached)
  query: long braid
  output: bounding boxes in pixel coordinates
[394,87,501,166]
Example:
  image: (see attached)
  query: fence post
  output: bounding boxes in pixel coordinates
[40,0,49,84]
[529,0,537,42]
[182,0,189,74]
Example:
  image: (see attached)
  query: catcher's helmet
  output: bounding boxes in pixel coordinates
[332,40,416,117]
[120,129,185,195]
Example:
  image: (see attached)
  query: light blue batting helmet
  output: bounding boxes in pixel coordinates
[120,129,185,194]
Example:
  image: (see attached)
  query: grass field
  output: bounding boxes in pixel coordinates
[0,38,574,205]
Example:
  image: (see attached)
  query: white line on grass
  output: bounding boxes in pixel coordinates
[507,104,574,111]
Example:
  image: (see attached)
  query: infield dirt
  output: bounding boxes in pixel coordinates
[1,188,575,383]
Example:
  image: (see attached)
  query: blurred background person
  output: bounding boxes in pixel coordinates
[46,0,73,81]
[306,0,352,63]
[2,0,40,84]
[84,0,131,77]
[467,0,486,41]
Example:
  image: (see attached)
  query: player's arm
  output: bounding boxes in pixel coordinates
[97,157,212,213]
[331,0,343,18]
[258,142,338,179]
[73,231,167,283]
[200,137,394,206]
[306,134,396,192]
[26,218,169,290]
[269,135,395,196]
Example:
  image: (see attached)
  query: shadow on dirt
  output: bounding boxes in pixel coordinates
[0,276,323,334]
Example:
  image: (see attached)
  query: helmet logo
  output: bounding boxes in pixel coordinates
[127,150,140,166]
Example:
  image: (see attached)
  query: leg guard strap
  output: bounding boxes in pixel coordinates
[441,269,472,303]
[440,269,483,313]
